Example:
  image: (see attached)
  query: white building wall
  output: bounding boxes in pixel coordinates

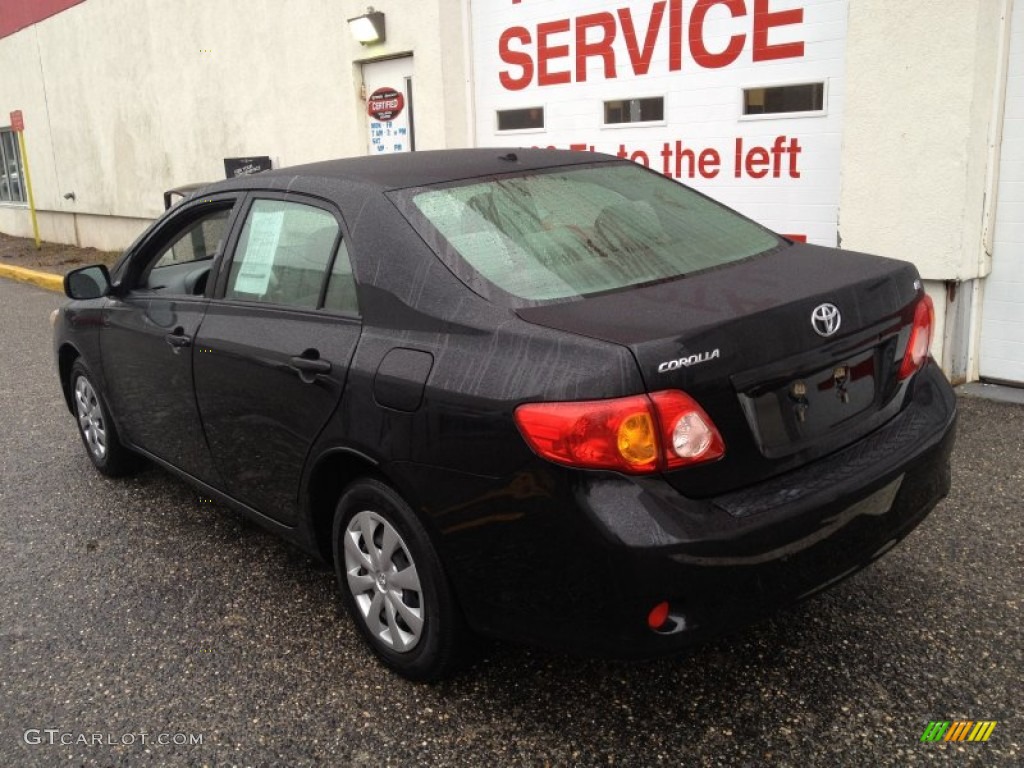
[838,0,1006,281]
[0,24,70,243]
[838,0,1012,372]
[0,0,468,248]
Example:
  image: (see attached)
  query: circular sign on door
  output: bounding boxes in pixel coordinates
[367,87,405,122]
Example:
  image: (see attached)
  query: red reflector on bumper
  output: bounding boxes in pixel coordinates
[647,601,670,630]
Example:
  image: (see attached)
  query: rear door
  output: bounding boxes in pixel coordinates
[101,194,243,483]
[193,193,362,524]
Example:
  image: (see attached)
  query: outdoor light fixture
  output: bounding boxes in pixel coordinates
[348,8,385,45]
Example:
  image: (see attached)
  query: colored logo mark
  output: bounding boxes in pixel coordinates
[921,721,997,743]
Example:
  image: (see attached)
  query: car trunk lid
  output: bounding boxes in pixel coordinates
[516,242,922,496]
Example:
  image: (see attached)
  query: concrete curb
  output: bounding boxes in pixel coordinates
[0,264,64,293]
[958,381,1024,405]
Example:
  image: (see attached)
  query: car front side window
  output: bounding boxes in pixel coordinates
[134,205,234,296]
[151,211,230,269]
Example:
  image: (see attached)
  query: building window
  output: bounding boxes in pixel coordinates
[743,83,825,116]
[497,107,544,131]
[604,98,664,125]
[0,128,27,204]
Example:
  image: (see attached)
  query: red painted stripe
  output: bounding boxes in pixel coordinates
[0,0,86,40]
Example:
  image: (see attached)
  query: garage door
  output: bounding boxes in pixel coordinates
[980,3,1024,384]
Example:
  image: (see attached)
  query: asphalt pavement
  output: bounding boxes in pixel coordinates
[0,277,1020,767]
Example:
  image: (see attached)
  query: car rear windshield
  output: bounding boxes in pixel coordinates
[396,162,780,304]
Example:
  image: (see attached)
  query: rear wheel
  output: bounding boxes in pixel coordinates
[333,478,466,681]
[69,360,140,477]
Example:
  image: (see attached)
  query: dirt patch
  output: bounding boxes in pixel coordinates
[0,233,120,275]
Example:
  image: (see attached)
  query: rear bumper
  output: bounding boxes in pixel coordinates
[433,362,956,656]
[576,361,957,655]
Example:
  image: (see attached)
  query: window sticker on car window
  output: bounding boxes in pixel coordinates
[234,210,284,295]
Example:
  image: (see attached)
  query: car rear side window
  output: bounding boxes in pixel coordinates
[400,163,779,303]
[226,199,340,309]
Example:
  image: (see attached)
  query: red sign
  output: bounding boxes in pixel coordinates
[367,87,405,122]
[10,110,24,132]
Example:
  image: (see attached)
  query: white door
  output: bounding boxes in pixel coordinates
[980,4,1024,384]
[363,56,415,155]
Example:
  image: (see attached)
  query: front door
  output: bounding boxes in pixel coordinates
[101,196,241,483]
[194,194,362,524]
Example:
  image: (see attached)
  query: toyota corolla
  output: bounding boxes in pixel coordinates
[53,149,956,680]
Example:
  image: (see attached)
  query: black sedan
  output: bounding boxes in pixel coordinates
[54,149,956,680]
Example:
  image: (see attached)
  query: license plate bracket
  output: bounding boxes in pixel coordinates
[740,348,879,457]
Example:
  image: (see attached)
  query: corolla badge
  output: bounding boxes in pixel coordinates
[811,303,842,337]
[657,348,720,373]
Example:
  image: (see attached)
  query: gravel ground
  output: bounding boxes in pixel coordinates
[0,278,1020,767]
[0,232,119,275]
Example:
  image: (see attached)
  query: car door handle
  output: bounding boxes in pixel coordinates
[165,330,192,349]
[290,355,331,382]
[290,356,331,373]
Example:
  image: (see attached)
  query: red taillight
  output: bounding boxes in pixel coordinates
[514,390,725,474]
[898,293,934,380]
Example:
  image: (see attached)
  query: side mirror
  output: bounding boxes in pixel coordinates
[64,264,112,300]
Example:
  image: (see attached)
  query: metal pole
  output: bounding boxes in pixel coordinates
[16,130,41,249]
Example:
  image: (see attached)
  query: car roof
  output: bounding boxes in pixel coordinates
[208,147,619,194]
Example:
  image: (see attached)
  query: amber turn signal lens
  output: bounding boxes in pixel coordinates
[617,411,657,466]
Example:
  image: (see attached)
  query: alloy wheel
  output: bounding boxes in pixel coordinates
[74,376,107,460]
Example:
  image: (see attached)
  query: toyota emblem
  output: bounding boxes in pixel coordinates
[811,303,841,337]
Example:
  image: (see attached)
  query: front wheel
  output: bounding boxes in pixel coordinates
[69,360,141,477]
[333,478,467,681]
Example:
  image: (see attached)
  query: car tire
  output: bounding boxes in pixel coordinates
[69,360,141,477]
[333,478,467,682]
